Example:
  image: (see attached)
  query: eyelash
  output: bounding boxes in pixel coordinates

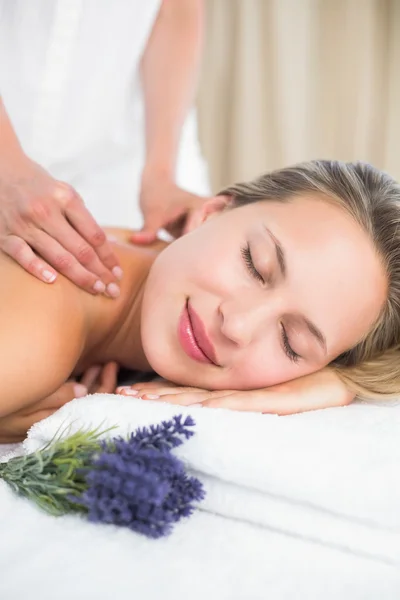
[241,244,264,283]
[281,324,300,363]
[241,244,300,363]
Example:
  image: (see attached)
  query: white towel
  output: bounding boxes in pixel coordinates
[12,393,400,566]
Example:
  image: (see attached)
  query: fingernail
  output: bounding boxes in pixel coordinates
[42,270,56,283]
[93,280,106,293]
[116,387,138,396]
[74,384,88,398]
[156,229,174,243]
[106,282,120,298]
[112,266,123,280]
[143,394,160,400]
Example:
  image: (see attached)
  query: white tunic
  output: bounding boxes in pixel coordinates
[0,0,210,227]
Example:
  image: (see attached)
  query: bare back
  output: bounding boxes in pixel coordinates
[0,228,162,420]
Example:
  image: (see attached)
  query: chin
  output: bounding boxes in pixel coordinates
[142,337,201,387]
[141,327,178,380]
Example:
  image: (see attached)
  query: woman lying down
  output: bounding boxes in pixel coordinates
[1,160,399,443]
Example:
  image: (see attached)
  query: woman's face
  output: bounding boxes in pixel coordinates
[141,195,387,390]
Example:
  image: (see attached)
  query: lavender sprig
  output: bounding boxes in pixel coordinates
[125,414,196,452]
[0,416,205,538]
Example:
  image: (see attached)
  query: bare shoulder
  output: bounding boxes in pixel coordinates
[0,254,86,416]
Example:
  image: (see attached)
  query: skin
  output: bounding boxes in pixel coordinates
[0,194,387,441]
[134,0,208,243]
[0,1,208,288]
[142,195,387,389]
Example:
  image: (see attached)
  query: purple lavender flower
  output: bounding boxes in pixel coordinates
[73,415,205,538]
[127,414,196,452]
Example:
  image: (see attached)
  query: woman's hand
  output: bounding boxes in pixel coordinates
[130,168,208,244]
[0,362,118,444]
[0,151,121,294]
[116,369,355,415]
[78,362,119,395]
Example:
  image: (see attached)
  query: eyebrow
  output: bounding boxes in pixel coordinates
[302,317,327,353]
[263,226,327,354]
[264,226,286,277]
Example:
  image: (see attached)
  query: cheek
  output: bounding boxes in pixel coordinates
[230,354,292,389]
[218,342,317,390]
[165,232,238,295]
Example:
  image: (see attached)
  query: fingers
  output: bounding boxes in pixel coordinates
[64,195,122,277]
[6,180,122,294]
[128,380,190,391]
[80,362,119,394]
[80,365,102,391]
[44,381,88,408]
[38,206,121,295]
[22,381,88,414]
[96,362,119,394]
[116,386,211,405]
[0,234,57,283]
[46,216,119,287]
[153,390,233,406]
[183,207,204,234]
[0,409,57,443]
[129,230,158,245]
[117,382,204,395]
[0,381,88,443]
[23,228,119,297]
[202,386,349,414]
[121,384,350,415]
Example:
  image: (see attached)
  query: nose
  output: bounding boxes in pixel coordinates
[218,294,278,347]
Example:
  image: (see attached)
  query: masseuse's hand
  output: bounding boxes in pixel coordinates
[130,167,208,244]
[116,369,355,415]
[0,153,121,295]
[0,362,118,443]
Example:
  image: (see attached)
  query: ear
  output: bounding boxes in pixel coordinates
[184,195,232,234]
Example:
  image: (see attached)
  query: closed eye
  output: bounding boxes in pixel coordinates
[281,323,301,363]
[241,244,264,284]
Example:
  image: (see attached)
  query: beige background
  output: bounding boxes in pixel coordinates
[197,0,400,191]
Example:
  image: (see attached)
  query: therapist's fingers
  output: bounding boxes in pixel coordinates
[42,214,121,296]
[182,206,204,234]
[23,228,118,297]
[63,193,122,279]
[0,234,57,283]
[129,230,158,244]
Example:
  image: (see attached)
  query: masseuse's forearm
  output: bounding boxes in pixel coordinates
[140,0,204,176]
[0,96,25,160]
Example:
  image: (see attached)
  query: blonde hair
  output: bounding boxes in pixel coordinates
[220,160,400,399]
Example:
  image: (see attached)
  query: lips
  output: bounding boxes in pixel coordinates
[178,300,218,365]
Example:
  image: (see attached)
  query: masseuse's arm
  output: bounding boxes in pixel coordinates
[0,254,85,432]
[118,369,356,415]
[131,0,209,244]
[0,96,121,294]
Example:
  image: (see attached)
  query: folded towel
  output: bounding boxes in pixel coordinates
[14,394,400,564]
